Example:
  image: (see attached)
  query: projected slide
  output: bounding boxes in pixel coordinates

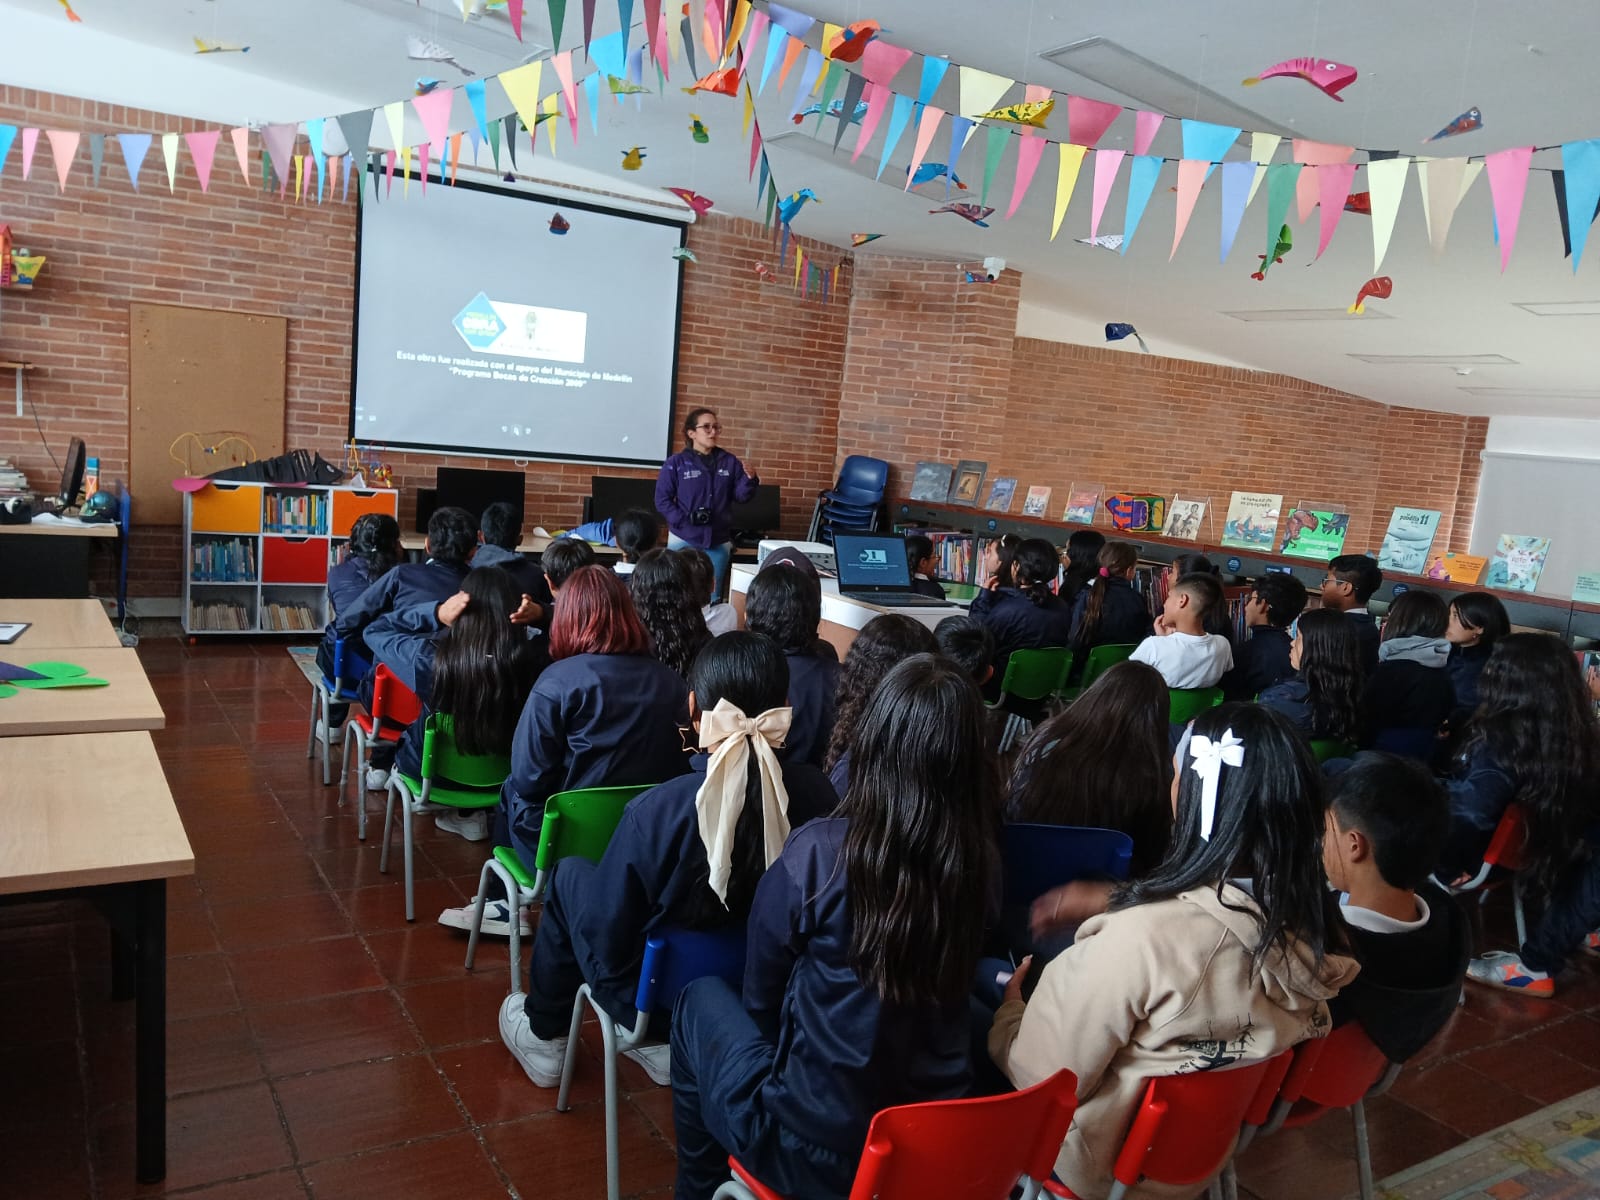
[353,175,685,465]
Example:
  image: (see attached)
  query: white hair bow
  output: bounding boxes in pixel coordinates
[1187,728,1245,841]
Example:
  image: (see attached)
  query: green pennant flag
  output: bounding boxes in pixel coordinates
[548,0,567,49]
[980,123,1010,208]
[1262,162,1302,264]
[488,117,502,170]
[813,61,845,134]
[765,180,778,229]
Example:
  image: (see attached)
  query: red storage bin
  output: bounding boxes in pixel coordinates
[261,536,330,584]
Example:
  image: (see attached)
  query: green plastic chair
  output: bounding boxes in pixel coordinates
[1169,686,1224,725]
[464,783,654,990]
[993,646,1073,753]
[1056,642,1138,705]
[379,714,510,922]
[1310,738,1356,764]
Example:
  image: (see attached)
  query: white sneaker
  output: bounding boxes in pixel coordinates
[622,1042,672,1086]
[500,992,567,1088]
[438,898,531,937]
[315,718,344,745]
[435,809,490,842]
[365,766,390,791]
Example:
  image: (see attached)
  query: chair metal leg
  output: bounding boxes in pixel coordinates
[378,782,397,873]
[1220,1160,1240,1200]
[401,791,416,922]
[1513,877,1529,949]
[556,985,590,1112]
[1108,1181,1129,1200]
[305,683,318,761]
[601,1013,622,1200]
[463,858,497,973]
[1352,1100,1375,1200]
[711,1182,757,1200]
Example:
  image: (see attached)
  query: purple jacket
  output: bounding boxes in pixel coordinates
[654,446,758,548]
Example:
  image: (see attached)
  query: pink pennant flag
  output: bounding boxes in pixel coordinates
[1315,162,1359,258]
[743,10,767,60]
[411,88,455,162]
[508,0,525,40]
[385,149,397,195]
[552,52,580,144]
[859,39,914,87]
[852,82,889,163]
[20,128,38,179]
[1090,148,1125,239]
[1067,96,1121,148]
[1485,145,1535,272]
[185,130,220,193]
[230,127,251,184]
[1006,135,1047,219]
[654,2,672,73]
[1133,110,1164,156]
[261,123,299,197]
[418,144,429,194]
[905,105,944,191]
[1293,139,1353,223]
[1170,159,1208,259]
[44,130,79,191]
[749,123,762,180]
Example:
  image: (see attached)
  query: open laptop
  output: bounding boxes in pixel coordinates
[833,532,954,609]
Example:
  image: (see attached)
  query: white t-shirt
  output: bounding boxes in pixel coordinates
[1129,631,1234,689]
[613,561,636,576]
[703,602,739,636]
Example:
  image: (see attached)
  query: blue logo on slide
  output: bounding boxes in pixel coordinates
[453,292,505,350]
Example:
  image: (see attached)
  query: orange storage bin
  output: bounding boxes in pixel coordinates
[261,536,330,584]
[331,489,398,538]
[190,483,262,534]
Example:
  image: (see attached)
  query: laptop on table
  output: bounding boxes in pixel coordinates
[833,532,955,609]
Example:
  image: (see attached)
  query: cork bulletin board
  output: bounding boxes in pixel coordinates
[128,302,288,525]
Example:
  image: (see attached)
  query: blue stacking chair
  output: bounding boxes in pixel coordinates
[1001,823,1135,909]
[809,455,890,542]
[305,635,370,786]
[556,925,748,1200]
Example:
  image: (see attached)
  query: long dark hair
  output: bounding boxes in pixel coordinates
[1008,661,1173,874]
[1113,704,1331,970]
[986,533,1024,589]
[1011,538,1060,607]
[746,563,823,654]
[1381,590,1447,640]
[1075,541,1139,646]
[1461,633,1600,892]
[678,632,791,927]
[840,655,1000,1006]
[429,565,542,756]
[1062,529,1107,600]
[1450,591,1510,646]
[1294,608,1363,743]
[630,548,711,679]
[348,512,401,578]
[824,614,939,772]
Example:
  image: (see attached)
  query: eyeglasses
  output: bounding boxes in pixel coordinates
[1322,575,1350,588]
[694,423,721,432]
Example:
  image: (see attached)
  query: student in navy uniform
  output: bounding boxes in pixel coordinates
[437,565,690,938]
[744,552,839,768]
[1068,541,1153,675]
[473,501,549,613]
[1444,591,1510,726]
[315,511,402,740]
[679,545,739,636]
[498,632,839,1089]
[1321,554,1384,673]
[629,547,711,680]
[970,538,1074,700]
[669,655,1001,1200]
[1362,590,1455,757]
[655,407,759,602]
[1258,608,1365,745]
[1221,573,1307,702]
[538,537,596,610]
[934,614,995,691]
[334,505,477,652]
[613,508,661,577]
[903,533,947,600]
[1060,529,1106,605]
[823,614,938,796]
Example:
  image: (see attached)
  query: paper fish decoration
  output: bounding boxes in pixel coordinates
[58,0,82,21]
[415,77,445,95]
[1076,234,1125,253]
[851,233,885,247]
[907,162,967,190]
[621,146,647,170]
[607,75,651,95]
[824,20,880,63]
[930,202,995,227]
[407,35,475,76]
[792,99,871,126]
[672,247,698,263]
[548,213,571,235]
[665,187,714,216]
[976,98,1055,128]
[1242,57,1358,101]
[682,67,740,96]
[689,114,710,144]
[778,188,820,225]
[1423,107,1483,143]
[1105,323,1150,353]
[1251,225,1294,281]
[1347,276,1393,314]
[1343,191,1371,215]
[753,261,775,282]
[194,37,250,53]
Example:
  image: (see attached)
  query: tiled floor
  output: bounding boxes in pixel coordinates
[5,636,1600,1199]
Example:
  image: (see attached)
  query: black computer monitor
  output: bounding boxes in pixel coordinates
[434,467,524,530]
[59,437,86,508]
[730,484,781,536]
[588,475,659,526]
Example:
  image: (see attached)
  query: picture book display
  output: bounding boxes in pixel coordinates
[1487,534,1551,593]
[1021,485,1051,517]
[1220,492,1282,549]
[909,461,954,503]
[1162,499,1206,541]
[1573,572,1600,605]
[1425,552,1488,585]
[1377,507,1441,574]
[948,460,988,506]
[1278,507,1349,562]
[985,478,1018,513]
[1105,494,1167,533]
[1062,485,1101,525]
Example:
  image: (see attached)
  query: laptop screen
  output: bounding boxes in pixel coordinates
[834,533,913,589]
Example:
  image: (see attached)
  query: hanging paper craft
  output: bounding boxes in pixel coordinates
[665,187,714,215]
[985,478,1019,513]
[1163,499,1207,541]
[1487,535,1552,593]
[977,98,1054,128]
[672,246,697,262]
[620,146,647,169]
[907,162,966,190]
[0,661,110,696]
[1343,191,1371,214]
[415,77,445,95]
[1424,108,1483,143]
[608,75,650,94]
[1105,323,1149,353]
[793,99,869,125]
[57,0,82,20]
[753,261,775,282]
[777,188,819,223]
[824,20,879,63]
[851,233,884,246]
[1220,492,1283,549]
[193,37,250,53]
[406,36,474,76]
[1251,225,1293,280]
[682,66,739,95]
[1347,276,1393,314]
[1241,57,1358,101]
[1278,508,1350,561]
[930,202,994,226]
[1076,234,1124,252]
[689,114,710,143]
[548,213,571,234]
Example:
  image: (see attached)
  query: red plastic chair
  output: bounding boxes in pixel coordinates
[339,664,422,837]
[1447,803,1531,947]
[712,1069,1079,1200]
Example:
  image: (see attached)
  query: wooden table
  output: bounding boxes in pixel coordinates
[0,730,194,1182]
[400,531,621,558]
[0,648,165,737]
[1,598,122,649]
[0,519,117,598]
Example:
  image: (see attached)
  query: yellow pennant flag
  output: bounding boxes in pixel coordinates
[161,132,179,193]
[725,0,751,61]
[742,85,754,138]
[541,94,560,153]
[1051,142,1087,240]
[383,101,406,154]
[499,61,544,133]
[794,250,803,287]
[1245,132,1281,209]
[400,145,411,196]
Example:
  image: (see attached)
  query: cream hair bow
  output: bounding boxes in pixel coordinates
[694,699,793,905]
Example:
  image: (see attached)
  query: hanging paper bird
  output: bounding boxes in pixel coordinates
[975,98,1055,128]
[792,99,871,126]
[1241,57,1358,101]
[851,233,884,247]
[1347,276,1393,314]
[1343,191,1372,215]
[1076,233,1125,252]
[681,67,740,96]
[1105,323,1150,353]
[1423,107,1483,143]
[1252,225,1294,281]
[688,114,710,144]
[194,37,251,53]
[777,188,820,225]
[607,75,651,95]
[57,0,82,21]
[906,162,967,190]
[753,261,775,282]
[548,213,571,235]
[516,110,561,131]
[621,146,647,170]
[406,35,475,77]
[824,20,880,63]
[414,77,445,95]
[672,247,698,263]
[665,187,715,216]
[929,202,996,227]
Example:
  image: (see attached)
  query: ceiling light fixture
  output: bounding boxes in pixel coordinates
[1510,300,1600,317]
[1222,308,1394,322]
[1458,386,1600,400]
[1347,353,1517,367]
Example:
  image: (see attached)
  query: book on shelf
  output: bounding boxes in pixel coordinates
[1162,499,1207,541]
[1105,493,1167,533]
[948,460,987,506]
[927,532,976,583]
[1021,485,1051,517]
[984,478,1018,513]
[1278,506,1350,562]
[1486,534,1551,594]
[262,602,319,632]
[909,461,954,503]
[265,490,327,533]
[187,600,251,631]
[1425,552,1488,584]
[1377,507,1441,574]
[1573,572,1600,605]
[1220,492,1283,550]
[190,537,257,583]
[1062,484,1101,525]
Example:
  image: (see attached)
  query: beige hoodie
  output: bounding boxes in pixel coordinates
[989,884,1359,1200]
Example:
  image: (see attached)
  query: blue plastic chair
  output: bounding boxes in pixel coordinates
[556,925,747,1200]
[1001,823,1135,908]
[828,455,890,506]
[305,635,371,786]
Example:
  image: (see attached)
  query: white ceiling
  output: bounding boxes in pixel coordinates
[6,0,1600,418]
